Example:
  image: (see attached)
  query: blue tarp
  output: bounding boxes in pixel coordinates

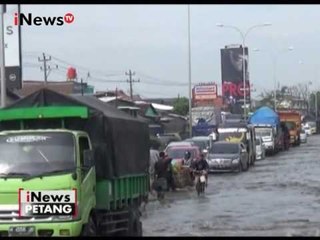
[249,106,280,127]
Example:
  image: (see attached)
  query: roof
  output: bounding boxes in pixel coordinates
[95,89,142,101]
[6,88,144,123]
[151,103,173,111]
[117,106,140,110]
[18,80,84,97]
[99,96,117,102]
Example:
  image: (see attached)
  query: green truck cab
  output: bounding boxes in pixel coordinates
[0,89,150,237]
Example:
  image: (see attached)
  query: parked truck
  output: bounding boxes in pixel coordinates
[277,110,301,146]
[249,106,285,155]
[0,89,149,237]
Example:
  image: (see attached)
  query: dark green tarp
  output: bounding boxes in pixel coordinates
[2,88,150,179]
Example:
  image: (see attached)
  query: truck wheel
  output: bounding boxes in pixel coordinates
[128,208,142,236]
[81,215,97,236]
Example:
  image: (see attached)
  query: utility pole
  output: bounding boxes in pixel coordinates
[0,5,6,108]
[125,70,140,101]
[38,53,51,84]
[315,91,318,120]
[188,5,192,138]
[80,78,84,96]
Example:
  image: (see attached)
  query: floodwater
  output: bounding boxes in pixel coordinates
[142,135,320,236]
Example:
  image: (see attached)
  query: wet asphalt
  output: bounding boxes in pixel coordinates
[141,135,320,236]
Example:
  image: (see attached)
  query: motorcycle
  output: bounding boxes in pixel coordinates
[193,170,207,196]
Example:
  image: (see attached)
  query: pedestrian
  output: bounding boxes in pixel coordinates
[165,156,176,192]
[153,152,169,200]
[149,143,160,196]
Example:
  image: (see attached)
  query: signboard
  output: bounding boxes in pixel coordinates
[220,46,250,114]
[193,83,217,100]
[4,4,22,90]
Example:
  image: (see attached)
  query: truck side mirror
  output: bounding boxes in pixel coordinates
[83,150,94,168]
[241,149,246,153]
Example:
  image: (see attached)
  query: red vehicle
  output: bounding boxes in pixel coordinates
[277,111,302,146]
[165,145,201,165]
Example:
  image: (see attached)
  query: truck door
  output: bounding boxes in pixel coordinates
[78,136,96,219]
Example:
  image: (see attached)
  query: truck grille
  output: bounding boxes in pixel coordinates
[0,210,52,223]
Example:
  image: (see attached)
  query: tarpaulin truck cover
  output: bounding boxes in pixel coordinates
[0,88,150,179]
[249,106,280,127]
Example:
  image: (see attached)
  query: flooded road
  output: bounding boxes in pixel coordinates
[142,135,320,236]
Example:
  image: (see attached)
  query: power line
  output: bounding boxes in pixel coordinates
[23,51,126,78]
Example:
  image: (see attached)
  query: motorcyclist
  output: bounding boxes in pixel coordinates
[190,153,209,187]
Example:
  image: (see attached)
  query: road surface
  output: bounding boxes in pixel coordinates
[142,135,320,236]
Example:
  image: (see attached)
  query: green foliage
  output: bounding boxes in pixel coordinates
[173,97,189,116]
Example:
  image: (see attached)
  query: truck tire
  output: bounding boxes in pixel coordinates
[128,208,142,236]
[81,215,97,236]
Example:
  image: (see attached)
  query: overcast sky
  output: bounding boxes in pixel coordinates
[16,4,320,98]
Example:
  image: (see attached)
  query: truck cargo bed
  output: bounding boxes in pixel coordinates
[96,174,149,210]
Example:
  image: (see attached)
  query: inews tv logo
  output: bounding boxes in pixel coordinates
[14,13,75,26]
[18,189,77,217]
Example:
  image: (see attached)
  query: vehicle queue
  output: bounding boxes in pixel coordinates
[152,107,316,195]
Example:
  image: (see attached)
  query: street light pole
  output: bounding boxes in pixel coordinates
[0,5,6,108]
[273,54,278,111]
[216,23,271,119]
[187,5,192,138]
[242,38,246,119]
[315,91,318,120]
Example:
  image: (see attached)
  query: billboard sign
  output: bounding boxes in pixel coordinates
[193,83,217,100]
[4,4,22,90]
[220,46,250,101]
[220,46,250,113]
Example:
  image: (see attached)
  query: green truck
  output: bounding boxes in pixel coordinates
[0,89,150,237]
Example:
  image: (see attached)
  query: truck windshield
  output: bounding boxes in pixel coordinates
[218,132,246,143]
[256,129,272,137]
[285,122,296,131]
[0,132,75,177]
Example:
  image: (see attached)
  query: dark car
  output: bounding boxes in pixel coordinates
[207,141,249,173]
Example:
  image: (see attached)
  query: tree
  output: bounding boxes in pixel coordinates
[173,97,189,116]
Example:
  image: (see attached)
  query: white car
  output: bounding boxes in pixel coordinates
[255,137,266,160]
[303,126,312,136]
[300,129,307,143]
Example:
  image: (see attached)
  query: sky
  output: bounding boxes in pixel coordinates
[14,4,320,99]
